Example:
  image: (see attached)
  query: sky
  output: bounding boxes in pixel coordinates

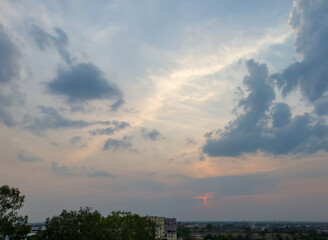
[1,0,328,222]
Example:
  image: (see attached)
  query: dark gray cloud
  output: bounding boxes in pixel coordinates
[0,107,16,127]
[314,97,328,116]
[31,25,72,65]
[271,102,291,128]
[202,1,328,156]
[89,121,129,136]
[70,136,81,144]
[0,25,24,127]
[87,170,115,178]
[203,59,328,157]
[90,127,115,136]
[272,0,328,113]
[141,128,162,141]
[47,63,124,110]
[31,25,124,111]
[103,136,132,151]
[0,24,20,83]
[26,106,110,135]
[51,161,115,178]
[110,99,125,112]
[0,91,25,127]
[51,162,73,176]
[204,131,213,138]
[18,153,41,163]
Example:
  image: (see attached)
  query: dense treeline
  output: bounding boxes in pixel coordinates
[202,232,328,240]
[0,185,155,240]
[30,208,155,240]
[177,225,328,240]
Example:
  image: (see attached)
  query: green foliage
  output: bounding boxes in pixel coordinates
[206,224,214,231]
[100,211,155,240]
[36,207,102,240]
[205,233,218,240]
[34,208,155,240]
[177,226,191,239]
[0,185,31,240]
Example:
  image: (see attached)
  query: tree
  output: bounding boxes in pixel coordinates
[38,207,102,240]
[0,185,31,240]
[218,234,230,240]
[260,230,267,240]
[177,226,192,240]
[100,211,155,240]
[35,208,155,240]
[205,234,219,240]
[206,224,214,232]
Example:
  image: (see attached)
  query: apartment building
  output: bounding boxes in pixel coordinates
[149,216,177,240]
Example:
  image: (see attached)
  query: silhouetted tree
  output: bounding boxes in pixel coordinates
[177,226,192,240]
[34,208,155,240]
[99,211,155,240]
[0,185,31,240]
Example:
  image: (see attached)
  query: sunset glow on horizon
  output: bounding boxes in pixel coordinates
[193,192,215,205]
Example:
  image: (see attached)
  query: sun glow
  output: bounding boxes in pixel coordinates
[193,192,215,205]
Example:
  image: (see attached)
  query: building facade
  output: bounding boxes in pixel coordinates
[149,216,177,240]
[164,218,177,240]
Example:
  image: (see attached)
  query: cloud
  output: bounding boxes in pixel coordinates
[51,161,115,178]
[110,99,125,112]
[314,97,328,116]
[0,24,24,127]
[103,136,132,151]
[47,63,124,110]
[26,106,110,135]
[186,138,196,145]
[272,0,328,113]
[204,131,213,138]
[31,25,124,111]
[31,25,72,64]
[0,24,20,83]
[133,179,169,192]
[141,128,162,141]
[51,162,73,176]
[90,127,115,136]
[202,1,328,157]
[89,121,130,136]
[0,90,25,127]
[70,136,81,144]
[203,59,328,157]
[18,153,41,163]
[188,172,280,198]
[87,170,115,178]
[271,102,291,128]
[0,107,16,127]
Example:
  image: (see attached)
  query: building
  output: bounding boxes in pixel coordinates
[149,216,165,240]
[164,218,177,240]
[149,216,177,240]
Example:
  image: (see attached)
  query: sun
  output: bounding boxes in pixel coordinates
[193,192,215,205]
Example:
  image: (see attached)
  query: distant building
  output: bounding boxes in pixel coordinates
[165,218,177,240]
[149,216,177,240]
[149,216,165,240]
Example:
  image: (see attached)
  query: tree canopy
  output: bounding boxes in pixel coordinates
[32,208,155,240]
[0,185,31,240]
